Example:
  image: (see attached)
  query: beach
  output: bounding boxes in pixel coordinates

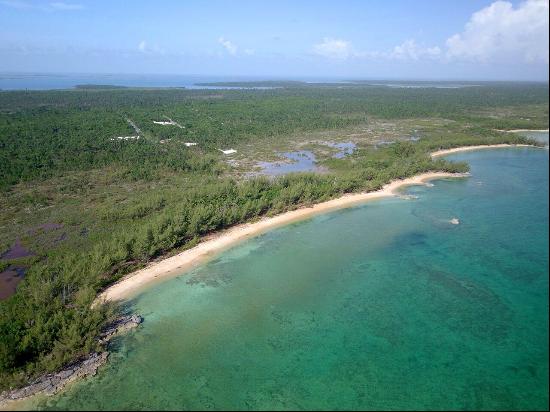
[44,144,549,410]
[97,143,544,304]
[96,172,467,303]
[495,128,549,133]
[4,142,547,411]
[430,143,535,157]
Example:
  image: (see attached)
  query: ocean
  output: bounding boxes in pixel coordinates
[27,145,549,410]
[0,73,276,90]
[0,73,484,91]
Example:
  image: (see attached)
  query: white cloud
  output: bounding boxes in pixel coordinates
[389,39,441,60]
[312,2,548,67]
[313,37,440,61]
[49,2,83,10]
[244,48,255,56]
[137,40,164,55]
[313,38,355,59]
[218,37,238,55]
[446,0,549,64]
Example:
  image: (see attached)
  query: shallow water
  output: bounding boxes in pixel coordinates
[323,141,357,158]
[257,151,319,175]
[0,239,34,260]
[30,146,548,410]
[0,266,26,300]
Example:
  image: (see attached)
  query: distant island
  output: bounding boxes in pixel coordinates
[74,84,189,91]
[74,84,129,90]
[194,80,307,87]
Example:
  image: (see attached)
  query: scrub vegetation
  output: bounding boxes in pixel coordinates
[0,82,547,390]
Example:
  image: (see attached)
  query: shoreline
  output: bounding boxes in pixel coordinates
[494,128,549,133]
[96,172,468,303]
[0,315,143,410]
[430,143,535,157]
[98,143,543,303]
[1,143,541,410]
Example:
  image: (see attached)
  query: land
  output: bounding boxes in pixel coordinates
[0,81,548,392]
[100,142,544,302]
[0,314,142,408]
[74,85,129,90]
[96,171,470,302]
[430,144,536,157]
[495,128,549,133]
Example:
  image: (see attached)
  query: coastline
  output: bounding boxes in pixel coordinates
[96,171,468,303]
[494,128,549,133]
[0,315,143,410]
[98,143,543,303]
[430,143,535,157]
[1,142,542,410]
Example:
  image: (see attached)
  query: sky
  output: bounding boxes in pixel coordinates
[0,0,548,81]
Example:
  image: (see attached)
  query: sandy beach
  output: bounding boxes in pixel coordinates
[95,143,545,304]
[431,143,535,157]
[96,171,469,303]
[2,143,543,410]
[495,129,549,133]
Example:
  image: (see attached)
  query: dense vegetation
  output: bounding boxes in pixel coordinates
[1,83,548,188]
[0,83,547,391]
[74,84,130,90]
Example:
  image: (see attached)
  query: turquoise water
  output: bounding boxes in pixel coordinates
[33,146,548,410]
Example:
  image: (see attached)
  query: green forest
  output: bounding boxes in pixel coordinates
[0,83,548,390]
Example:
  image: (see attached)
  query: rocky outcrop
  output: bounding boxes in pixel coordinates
[99,314,143,344]
[0,314,143,407]
[0,352,108,405]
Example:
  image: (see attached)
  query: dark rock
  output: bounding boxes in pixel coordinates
[99,314,143,344]
[0,313,142,407]
[56,369,73,380]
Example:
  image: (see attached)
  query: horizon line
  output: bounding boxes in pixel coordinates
[0,71,548,84]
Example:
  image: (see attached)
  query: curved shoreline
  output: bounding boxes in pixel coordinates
[96,172,467,303]
[97,143,543,303]
[2,143,541,410]
[430,143,535,157]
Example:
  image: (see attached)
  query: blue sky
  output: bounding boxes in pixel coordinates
[1,0,548,80]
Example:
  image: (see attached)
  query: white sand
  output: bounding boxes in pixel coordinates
[494,129,549,133]
[97,143,543,304]
[431,144,534,157]
[95,171,468,304]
